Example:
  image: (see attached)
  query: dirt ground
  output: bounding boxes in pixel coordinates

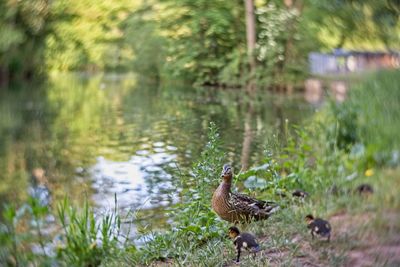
[222,212,400,267]
[150,211,400,266]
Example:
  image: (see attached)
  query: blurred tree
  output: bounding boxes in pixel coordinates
[120,1,166,82]
[45,0,137,72]
[0,0,53,86]
[157,0,246,85]
[256,1,311,89]
[2,0,398,88]
[308,0,400,50]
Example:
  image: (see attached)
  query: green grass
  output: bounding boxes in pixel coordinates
[326,70,400,166]
[56,197,125,266]
[0,196,129,266]
[350,71,400,162]
[113,69,400,266]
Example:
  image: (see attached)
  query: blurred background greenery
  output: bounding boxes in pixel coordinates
[0,0,398,87]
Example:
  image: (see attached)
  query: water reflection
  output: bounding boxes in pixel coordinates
[91,152,180,211]
[29,168,52,207]
[240,103,255,171]
[304,78,349,104]
[0,73,315,232]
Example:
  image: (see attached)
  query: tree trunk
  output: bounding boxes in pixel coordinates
[244,0,256,93]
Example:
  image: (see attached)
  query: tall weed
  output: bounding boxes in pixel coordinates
[56,197,124,266]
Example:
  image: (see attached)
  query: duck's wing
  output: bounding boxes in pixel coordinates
[232,192,276,207]
[230,192,276,214]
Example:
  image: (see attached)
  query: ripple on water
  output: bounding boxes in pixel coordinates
[136,150,149,156]
[90,153,179,211]
[166,145,178,151]
[153,141,165,147]
[153,147,165,153]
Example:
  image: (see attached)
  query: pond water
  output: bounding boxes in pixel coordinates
[0,73,317,233]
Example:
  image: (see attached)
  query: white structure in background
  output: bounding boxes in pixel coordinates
[309,49,400,75]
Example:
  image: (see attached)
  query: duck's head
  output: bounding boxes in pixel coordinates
[221,164,233,182]
[228,226,240,239]
[305,214,314,224]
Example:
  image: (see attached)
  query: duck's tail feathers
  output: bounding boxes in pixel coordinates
[267,205,280,215]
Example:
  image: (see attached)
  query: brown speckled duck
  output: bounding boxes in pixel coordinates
[212,164,278,223]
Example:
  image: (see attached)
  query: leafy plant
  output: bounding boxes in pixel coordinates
[325,99,359,151]
[0,204,23,266]
[56,197,124,266]
[0,197,53,266]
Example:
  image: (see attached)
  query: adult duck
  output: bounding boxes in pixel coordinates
[212,164,277,223]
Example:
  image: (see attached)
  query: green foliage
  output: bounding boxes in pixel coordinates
[158,0,245,85]
[2,0,398,86]
[0,0,53,83]
[0,194,128,266]
[316,70,400,167]
[236,117,364,202]
[308,0,400,50]
[56,197,123,266]
[255,3,308,87]
[0,197,52,266]
[342,70,400,166]
[218,48,248,87]
[45,0,136,72]
[120,3,166,80]
[237,128,323,199]
[0,204,22,266]
[325,100,359,151]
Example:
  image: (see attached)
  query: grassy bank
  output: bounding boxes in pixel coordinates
[1,70,399,266]
[119,70,400,266]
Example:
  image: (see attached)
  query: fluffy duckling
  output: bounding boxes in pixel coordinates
[228,226,260,263]
[355,183,373,196]
[305,214,331,242]
[212,164,277,223]
[292,189,309,198]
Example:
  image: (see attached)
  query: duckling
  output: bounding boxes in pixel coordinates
[228,226,260,263]
[212,164,277,223]
[292,189,309,198]
[305,214,331,242]
[355,183,373,196]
